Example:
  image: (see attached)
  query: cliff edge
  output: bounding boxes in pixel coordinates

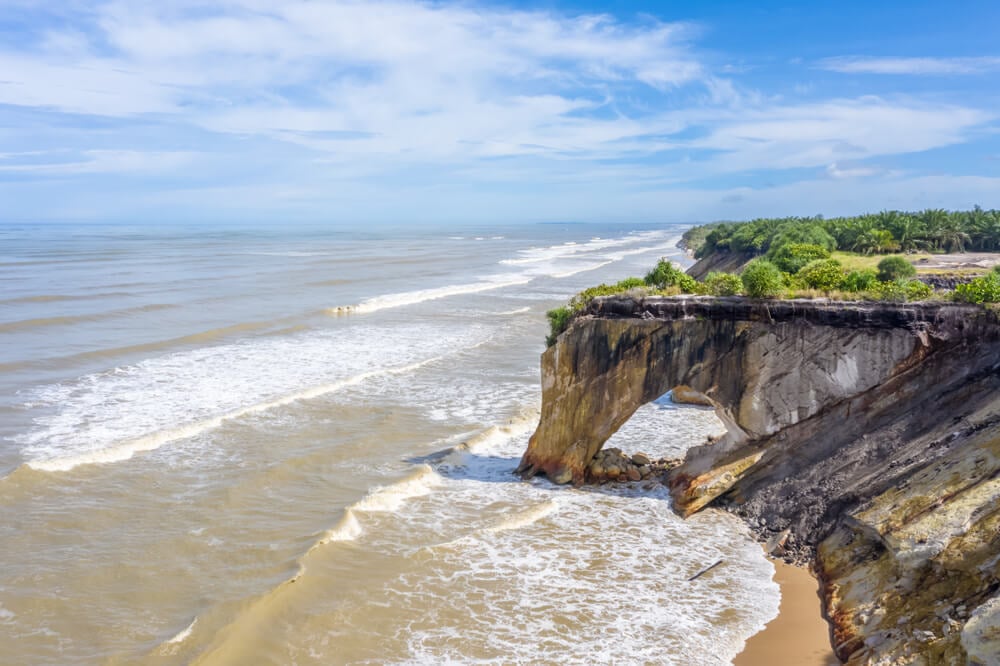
[517,296,1000,664]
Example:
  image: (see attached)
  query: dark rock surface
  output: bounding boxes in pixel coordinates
[684,250,753,279]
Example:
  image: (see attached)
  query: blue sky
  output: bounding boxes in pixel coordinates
[1,0,999,225]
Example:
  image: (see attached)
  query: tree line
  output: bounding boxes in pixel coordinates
[691,206,1000,258]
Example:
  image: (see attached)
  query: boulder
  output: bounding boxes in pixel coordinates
[670,385,715,407]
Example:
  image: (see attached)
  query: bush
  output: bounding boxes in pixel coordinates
[741,259,785,298]
[545,307,574,346]
[546,276,651,345]
[841,269,879,292]
[644,259,698,293]
[703,271,744,296]
[767,242,831,273]
[954,272,1000,304]
[869,279,932,302]
[796,258,845,291]
[768,223,837,252]
[876,256,916,282]
[614,276,647,290]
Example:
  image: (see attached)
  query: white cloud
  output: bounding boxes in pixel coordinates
[0,150,197,174]
[0,0,712,165]
[819,56,1000,75]
[825,162,882,179]
[0,1,997,220]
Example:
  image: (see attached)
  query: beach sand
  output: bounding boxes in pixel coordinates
[734,557,840,665]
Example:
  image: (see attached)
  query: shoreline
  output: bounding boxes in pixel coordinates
[734,555,839,666]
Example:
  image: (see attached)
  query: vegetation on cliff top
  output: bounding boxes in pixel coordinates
[546,210,1000,345]
[545,255,948,346]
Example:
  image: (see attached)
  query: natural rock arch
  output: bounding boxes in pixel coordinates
[517,296,924,492]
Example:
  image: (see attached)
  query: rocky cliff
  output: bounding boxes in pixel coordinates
[518,296,1000,664]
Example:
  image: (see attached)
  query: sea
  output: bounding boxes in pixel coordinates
[0,221,779,665]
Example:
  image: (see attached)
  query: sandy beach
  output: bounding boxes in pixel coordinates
[735,557,839,665]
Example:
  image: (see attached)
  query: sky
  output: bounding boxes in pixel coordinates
[1,0,999,225]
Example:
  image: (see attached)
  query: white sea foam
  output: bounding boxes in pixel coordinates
[606,392,726,460]
[331,230,676,316]
[26,357,441,472]
[166,618,197,644]
[18,325,484,472]
[491,306,531,316]
[318,510,363,544]
[500,230,668,266]
[353,465,440,513]
[0,603,15,623]
[299,400,779,666]
[333,275,533,315]
[312,465,441,548]
[482,499,558,533]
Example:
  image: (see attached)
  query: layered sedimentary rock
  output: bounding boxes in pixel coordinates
[685,250,753,279]
[518,296,1000,664]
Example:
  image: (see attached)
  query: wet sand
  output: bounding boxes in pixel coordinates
[734,557,840,665]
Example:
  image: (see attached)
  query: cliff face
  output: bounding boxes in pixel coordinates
[685,250,753,279]
[518,296,1000,664]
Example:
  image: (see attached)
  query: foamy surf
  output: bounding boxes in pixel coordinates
[330,276,533,315]
[166,617,197,644]
[23,357,447,473]
[317,510,363,545]
[353,465,441,513]
[500,231,669,265]
[482,499,558,533]
[424,499,559,551]
[493,306,531,316]
[444,410,539,463]
[311,465,441,548]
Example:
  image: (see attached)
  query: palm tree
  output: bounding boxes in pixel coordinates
[878,210,925,252]
[852,228,899,255]
[967,205,1000,250]
[921,209,955,251]
[980,210,1000,251]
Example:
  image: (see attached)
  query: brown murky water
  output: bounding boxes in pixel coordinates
[0,222,778,665]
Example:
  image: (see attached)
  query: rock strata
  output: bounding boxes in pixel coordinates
[518,295,1000,664]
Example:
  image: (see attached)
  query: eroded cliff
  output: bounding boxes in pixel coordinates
[518,296,1000,664]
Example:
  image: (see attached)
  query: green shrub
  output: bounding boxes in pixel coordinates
[869,279,932,302]
[767,243,831,273]
[954,272,1000,304]
[546,276,651,345]
[841,269,879,292]
[614,276,647,290]
[876,256,916,282]
[703,271,744,296]
[768,223,837,252]
[546,306,574,346]
[904,280,933,300]
[741,259,785,298]
[796,258,845,291]
[567,283,626,310]
[644,259,698,293]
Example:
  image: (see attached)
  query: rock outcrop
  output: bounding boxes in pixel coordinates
[518,296,1000,664]
[685,250,753,279]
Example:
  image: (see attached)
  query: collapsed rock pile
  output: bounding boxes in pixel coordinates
[585,448,681,484]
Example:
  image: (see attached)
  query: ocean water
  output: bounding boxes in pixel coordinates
[0,222,779,665]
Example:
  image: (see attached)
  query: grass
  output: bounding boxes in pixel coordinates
[830,251,933,271]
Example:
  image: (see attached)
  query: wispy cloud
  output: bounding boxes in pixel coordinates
[819,56,1000,75]
[0,150,197,175]
[0,1,997,221]
[0,1,706,157]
